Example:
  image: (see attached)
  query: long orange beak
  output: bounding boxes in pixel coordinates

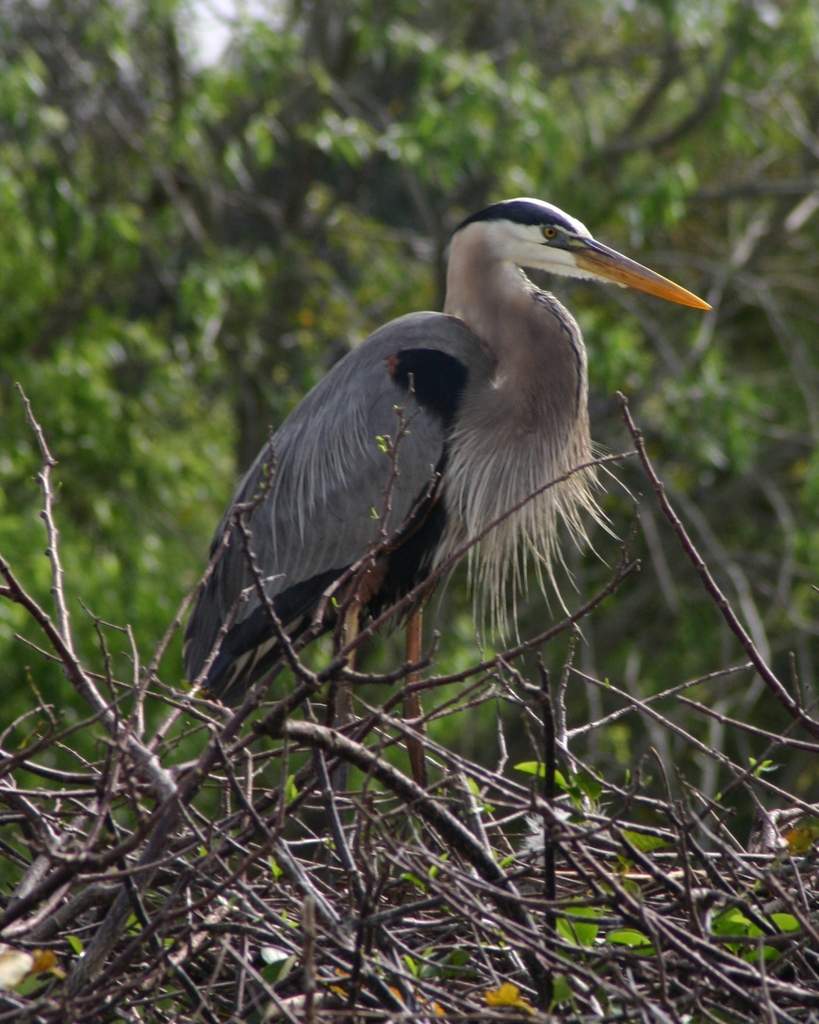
[575,240,711,310]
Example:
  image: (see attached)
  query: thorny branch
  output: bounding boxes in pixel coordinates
[15,384,71,649]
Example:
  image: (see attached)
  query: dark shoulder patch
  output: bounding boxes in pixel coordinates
[388,348,468,429]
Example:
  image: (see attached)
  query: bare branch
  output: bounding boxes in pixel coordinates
[619,393,819,741]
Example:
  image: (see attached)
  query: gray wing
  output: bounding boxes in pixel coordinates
[183,311,490,698]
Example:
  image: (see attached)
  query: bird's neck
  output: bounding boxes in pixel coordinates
[443,233,586,434]
[444,231,522,350]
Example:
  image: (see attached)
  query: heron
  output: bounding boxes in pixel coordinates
[184,198,709,781]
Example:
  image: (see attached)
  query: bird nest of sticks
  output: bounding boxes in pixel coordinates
[2,391,819,1024]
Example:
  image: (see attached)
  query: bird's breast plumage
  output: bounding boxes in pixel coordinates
[435,284,598,630]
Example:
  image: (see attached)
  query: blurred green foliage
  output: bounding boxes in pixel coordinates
[2,0,819,816]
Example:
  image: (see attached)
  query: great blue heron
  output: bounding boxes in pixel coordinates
[184,198,708,773]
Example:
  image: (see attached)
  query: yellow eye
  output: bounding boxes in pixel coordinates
[542,226,557,240]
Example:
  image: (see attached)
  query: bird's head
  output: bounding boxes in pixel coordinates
[454,198,710,310]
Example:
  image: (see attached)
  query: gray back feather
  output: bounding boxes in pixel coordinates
[184,312,491,681]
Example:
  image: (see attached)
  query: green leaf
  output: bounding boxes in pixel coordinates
[67,935,84,955]
[261,952,296,984]
[513,761,567,790]
[403,954,419,977]
[556,905,599,947]
[621,877,643,899]
[771,913,799,932]
[550,974,572,1005]
[749,757,777,777]
[575,770,603,802]
[607,928,653,949]
[743,946,780,963]
[447,949,471,967]
[401,872,427,893]
[621,829,670,853]
[712,908,751,936]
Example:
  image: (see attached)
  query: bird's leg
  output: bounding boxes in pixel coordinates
[330,597,360,791]
[337,598,360,724]
[404,607,428,787]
